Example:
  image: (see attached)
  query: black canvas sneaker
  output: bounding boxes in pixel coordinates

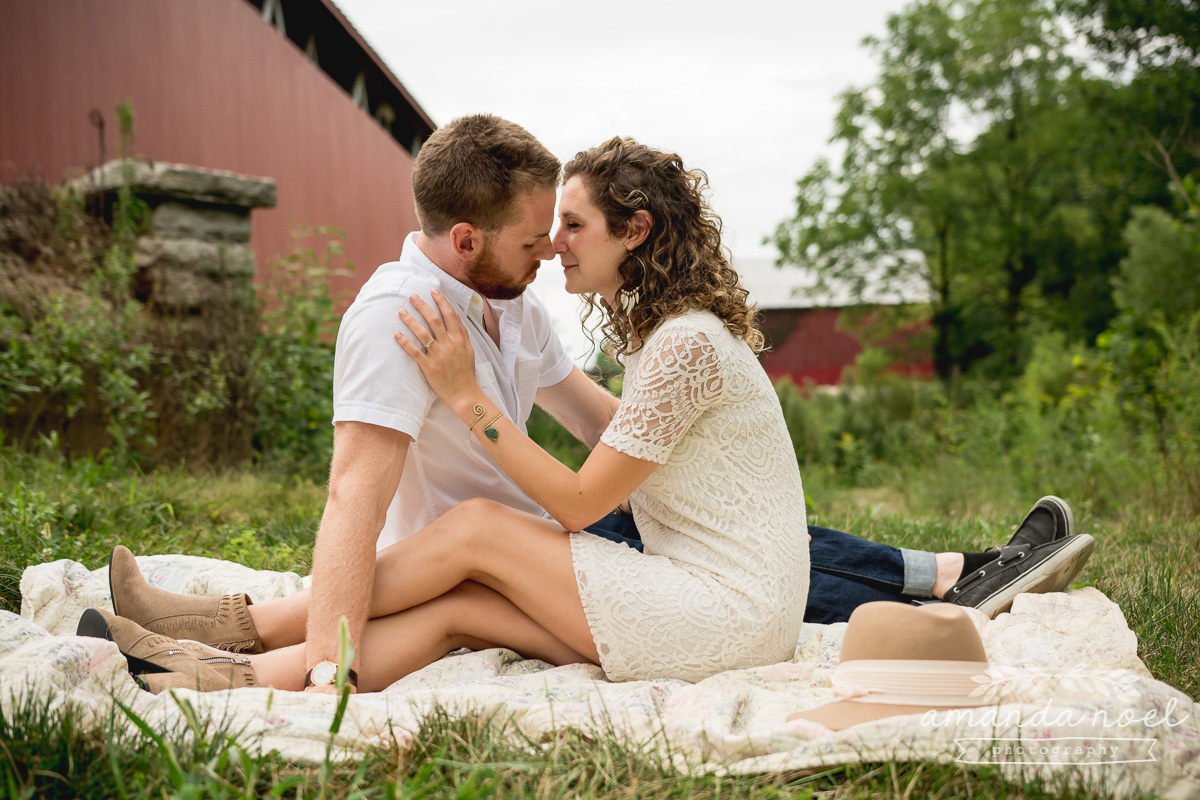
[947,533,1095,618]
[1005,495,1075,549]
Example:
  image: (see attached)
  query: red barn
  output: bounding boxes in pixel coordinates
[0,0,435,299]
[737,257,935,386]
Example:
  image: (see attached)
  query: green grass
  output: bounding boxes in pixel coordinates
[0,447,323,613]
[0,442,1192,798]
[0,697,1143,799]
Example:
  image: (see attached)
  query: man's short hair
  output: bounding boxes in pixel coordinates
[412,114,561,236]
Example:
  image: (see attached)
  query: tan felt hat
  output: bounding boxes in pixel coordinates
[788,602,991,731]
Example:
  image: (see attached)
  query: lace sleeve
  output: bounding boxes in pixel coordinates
[600,327,724,463]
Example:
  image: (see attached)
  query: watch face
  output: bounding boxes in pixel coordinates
[311,661,338,686]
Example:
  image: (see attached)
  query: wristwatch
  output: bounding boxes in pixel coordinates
[304,660,359,689]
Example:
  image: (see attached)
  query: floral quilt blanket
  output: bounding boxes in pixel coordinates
[4,554,1198,799]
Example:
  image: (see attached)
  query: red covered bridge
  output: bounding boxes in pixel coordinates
[0,0,435,300]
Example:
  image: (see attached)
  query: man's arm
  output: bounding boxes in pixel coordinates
[534,365,619,448]
[304,421,410,692]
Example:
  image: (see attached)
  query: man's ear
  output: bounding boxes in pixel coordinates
[625,210,653,251]
[449,222,483,261]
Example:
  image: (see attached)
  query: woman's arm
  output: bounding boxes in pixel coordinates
[395,291,655,531]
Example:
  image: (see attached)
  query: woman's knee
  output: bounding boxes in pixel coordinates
[440,498,505,545]
[440,581,494,638]
[374,499,498,576]
[423,499,560,586]
[393,498,501,559]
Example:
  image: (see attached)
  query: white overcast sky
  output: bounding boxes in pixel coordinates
[334,0,912,359]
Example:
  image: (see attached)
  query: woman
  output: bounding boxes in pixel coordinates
[392,137,810,682]
[83,137,809,690]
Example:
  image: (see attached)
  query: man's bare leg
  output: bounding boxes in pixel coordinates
[932,553,965,599]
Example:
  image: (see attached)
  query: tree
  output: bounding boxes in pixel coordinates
[1068,0,1200,213]
[772,0,1134,379]
[1114,192,1200,327]
[1069,0,1200,65]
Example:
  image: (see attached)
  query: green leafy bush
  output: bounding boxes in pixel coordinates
[251,226,347,477]
[0,179,345,474]
[771,310,1199,519]
[1113,201,1200,328]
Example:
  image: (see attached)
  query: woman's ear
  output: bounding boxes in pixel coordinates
[449,222,482,261]
[625,210,653,251]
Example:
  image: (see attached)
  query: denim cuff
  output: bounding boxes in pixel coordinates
[900,548,937,597]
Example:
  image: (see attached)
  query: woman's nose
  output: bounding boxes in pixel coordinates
[551,227,567,253]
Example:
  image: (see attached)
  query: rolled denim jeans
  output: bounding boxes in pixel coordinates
[582,516,938,626]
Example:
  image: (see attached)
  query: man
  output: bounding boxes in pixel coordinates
[107,115,1094,692]
[301,114,614,691]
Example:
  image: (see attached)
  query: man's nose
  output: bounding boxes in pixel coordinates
[536,235,558,260]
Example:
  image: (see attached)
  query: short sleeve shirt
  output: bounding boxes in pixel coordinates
[333,232,574,547]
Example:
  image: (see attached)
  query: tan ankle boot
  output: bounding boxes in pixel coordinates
[78,608,258,693]
[138,668,257,694]
[108,545,264,654]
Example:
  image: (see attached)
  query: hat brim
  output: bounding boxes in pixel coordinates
[788,700,972,732]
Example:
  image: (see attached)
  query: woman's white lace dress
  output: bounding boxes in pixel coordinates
[570,310,809,682]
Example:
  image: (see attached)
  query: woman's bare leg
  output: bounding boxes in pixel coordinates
[250,580,592,692]
[250,499,599,661]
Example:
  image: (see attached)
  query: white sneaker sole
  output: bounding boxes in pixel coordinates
[976,533,1095,618]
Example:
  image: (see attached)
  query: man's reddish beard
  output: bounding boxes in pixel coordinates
[465,238,536,300]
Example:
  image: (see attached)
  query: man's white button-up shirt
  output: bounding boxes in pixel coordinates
[333,233,574,548]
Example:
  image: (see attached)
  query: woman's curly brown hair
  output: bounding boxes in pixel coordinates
[563,137,763,358]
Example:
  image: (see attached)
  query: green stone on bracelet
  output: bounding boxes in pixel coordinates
[481,412,503,442]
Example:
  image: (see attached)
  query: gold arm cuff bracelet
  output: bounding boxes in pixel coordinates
[467,404,487,431]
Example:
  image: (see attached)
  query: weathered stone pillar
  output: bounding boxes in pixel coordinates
[73,160,276,314]
[63,160,278,463]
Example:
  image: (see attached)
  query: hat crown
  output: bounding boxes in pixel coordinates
[839,602,987,665]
